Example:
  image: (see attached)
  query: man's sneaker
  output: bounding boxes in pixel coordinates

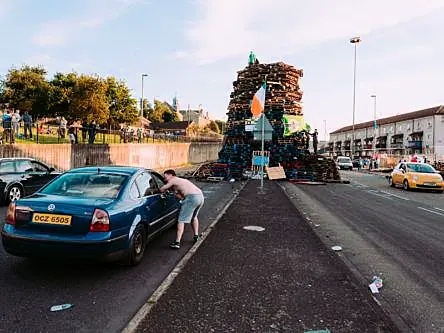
[193,234,201,243]
[170,241,180,249]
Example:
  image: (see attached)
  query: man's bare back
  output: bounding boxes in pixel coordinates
[160,176,202,197]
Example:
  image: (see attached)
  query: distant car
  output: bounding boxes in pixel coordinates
[1,166,180,265]
[388,162,444,193]
[0,158,60,204]
[336,156,353,170]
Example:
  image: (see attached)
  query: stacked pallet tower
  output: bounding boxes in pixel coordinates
[213,62,340,182]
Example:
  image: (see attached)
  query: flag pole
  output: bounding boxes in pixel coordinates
[260,75,267,190]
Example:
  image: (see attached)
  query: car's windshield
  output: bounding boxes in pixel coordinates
[406,163,436,174]
[40,172,128,198]
[338,158,351,163]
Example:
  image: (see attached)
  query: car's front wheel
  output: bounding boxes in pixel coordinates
[388,177,395,187]
[126,224,147,266]
[403,180,410,191]
[7,185,23,203]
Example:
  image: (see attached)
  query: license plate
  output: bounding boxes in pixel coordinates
[424,183,436,186]
[32,213,72,225]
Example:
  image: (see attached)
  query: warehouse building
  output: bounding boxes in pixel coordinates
[329,105,444,162]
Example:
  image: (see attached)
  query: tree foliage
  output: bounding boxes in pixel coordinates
[214,120,226,134]
[208,120,220,133]
[1,66,51,116]
[105,76,138,125]
[69,75,109,123]
[0,65,139,126]
[147,100,180,123]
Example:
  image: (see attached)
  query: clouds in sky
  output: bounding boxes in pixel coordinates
[32,0,146,47]
[179,0,444,64]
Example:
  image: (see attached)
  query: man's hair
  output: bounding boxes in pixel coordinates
[164,169,176,176]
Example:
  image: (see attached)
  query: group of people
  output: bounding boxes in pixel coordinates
[64,119,99,144]
[1,109,33,143]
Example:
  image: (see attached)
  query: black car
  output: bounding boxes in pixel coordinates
[0,158,60,203]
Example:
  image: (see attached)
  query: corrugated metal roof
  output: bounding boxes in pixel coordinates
[330,105,443,134]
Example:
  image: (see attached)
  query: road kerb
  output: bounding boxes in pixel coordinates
[121,181,248,333]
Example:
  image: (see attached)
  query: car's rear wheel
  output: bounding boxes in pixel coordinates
[403,180,410,191]
[7,185,23,203]
[125,224,147,266]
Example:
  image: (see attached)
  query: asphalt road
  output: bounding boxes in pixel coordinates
[282,170,444,332]
[0,180,244,333]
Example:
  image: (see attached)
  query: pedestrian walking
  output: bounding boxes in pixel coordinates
[160,169,204,249]
[59,117,67,138]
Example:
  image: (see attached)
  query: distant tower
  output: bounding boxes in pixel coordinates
[173,93,183,121]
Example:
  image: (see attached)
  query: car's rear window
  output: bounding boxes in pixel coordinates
[338,158,351,163]
[40,172,128,198]
[406,163,436,174]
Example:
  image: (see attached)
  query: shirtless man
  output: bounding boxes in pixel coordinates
[160,169,204,249]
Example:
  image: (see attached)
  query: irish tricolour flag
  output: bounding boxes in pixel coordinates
[251,82,266,120]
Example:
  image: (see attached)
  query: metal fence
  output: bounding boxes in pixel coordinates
[0,123,222,144]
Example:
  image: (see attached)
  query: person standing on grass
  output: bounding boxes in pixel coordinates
[22,111,32,139]
[160,169,204,249]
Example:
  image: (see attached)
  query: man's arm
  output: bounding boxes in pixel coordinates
[160,179,175,192]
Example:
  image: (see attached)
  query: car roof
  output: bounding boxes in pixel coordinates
[0,157,34,161]
[67,166,151,176]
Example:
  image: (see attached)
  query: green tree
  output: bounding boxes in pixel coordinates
[142,99,152,118]
[208,120,220,133]
[105,76,138,125]
[69,75,109,124]
[1,65,51,117]
[215,120,226,134]
[148,100,180,123]
[49,72,77,118]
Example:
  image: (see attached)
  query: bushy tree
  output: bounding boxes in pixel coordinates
[1,65,51,117]
[105,76,138,125]
[69,75,109,124]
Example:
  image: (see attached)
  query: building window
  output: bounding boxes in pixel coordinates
[390,126,394,133]
[428,122,432,128]
[398,126,402,131]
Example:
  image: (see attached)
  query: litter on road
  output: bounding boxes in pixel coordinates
[331,245,343,251]
[50,304,74,312]
[369,275,384,294]
[243,225,266,232]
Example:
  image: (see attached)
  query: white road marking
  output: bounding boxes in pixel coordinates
[417,207,444,217]
[366,190,393,200]
[380,191,410,201]
[434,207,444,212]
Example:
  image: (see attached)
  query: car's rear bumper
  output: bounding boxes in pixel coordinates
[1,227,129,262]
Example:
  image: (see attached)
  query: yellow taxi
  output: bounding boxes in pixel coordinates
[388,162,444,193]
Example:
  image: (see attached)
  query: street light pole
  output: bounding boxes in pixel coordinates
[350,36,361,157]
[323,120,327,142]
[141,74,148,120]
[371,94,377,158]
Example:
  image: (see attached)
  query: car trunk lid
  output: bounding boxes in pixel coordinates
[14,194,113,235]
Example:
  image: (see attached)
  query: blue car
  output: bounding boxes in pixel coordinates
[1,166,180,266]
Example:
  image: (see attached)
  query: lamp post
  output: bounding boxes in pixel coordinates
[371,94,377,158]
[141,74,148,120]
[350,36,361,157]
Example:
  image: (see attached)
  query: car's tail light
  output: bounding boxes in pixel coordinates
[90,209,110,232]
[6,203,16,225]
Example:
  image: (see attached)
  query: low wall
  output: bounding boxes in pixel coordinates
[0,143,222,171]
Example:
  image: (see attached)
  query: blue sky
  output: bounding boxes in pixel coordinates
[1,0,443,139]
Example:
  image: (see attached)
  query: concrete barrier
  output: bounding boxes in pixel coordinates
[0,142,222,171]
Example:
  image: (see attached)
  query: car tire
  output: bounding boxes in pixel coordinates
[388,177,395,187]
[126,224,147,266]
[6,184,23,203]
[403,180,410,191]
